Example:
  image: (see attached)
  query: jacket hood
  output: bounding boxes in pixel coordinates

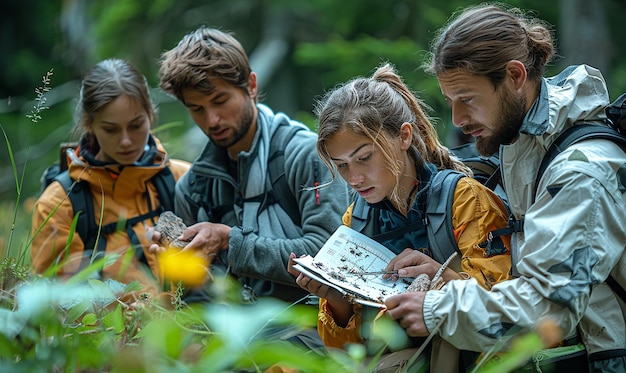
[520,64,609,145]
[67,133,170,198]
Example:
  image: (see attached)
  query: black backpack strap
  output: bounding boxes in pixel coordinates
[425,169,464,265]
[606,92,626,132]
[151,165,176,212]
[535,124,626,197]
[54,171,106,266]
[261,123,308,225]
[100,209,164,266]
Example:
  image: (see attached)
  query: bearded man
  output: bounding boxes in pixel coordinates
[383,4,626,372]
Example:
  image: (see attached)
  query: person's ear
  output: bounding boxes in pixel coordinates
[247,72,258,99]
[506,60,527,91]
[399,122,413,150]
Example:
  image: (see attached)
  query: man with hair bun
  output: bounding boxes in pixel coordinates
[384,4,626,372]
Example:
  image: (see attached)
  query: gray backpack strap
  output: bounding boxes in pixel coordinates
[350,196,380,239]
[425,169,464,270]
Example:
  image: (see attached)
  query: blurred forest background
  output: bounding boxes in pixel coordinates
[1,0,626,233]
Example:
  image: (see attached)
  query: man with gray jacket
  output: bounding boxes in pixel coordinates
[384,4,626,372]
[155,26,349,309]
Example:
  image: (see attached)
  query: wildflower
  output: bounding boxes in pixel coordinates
[158,247,208,287]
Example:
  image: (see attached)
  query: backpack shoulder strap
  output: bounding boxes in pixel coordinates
[425,169,464,265]
[54,171,106,255]
[151,165,176,212]
[264,123,308,225]
[349,196,379,237]
[535,124,626,199]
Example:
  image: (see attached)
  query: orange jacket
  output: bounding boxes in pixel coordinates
[31,135,189,301]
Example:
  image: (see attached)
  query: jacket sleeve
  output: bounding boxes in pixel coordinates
[423,151,626,351]
[227,130,351,286]
[318,298,364,348]
[452,178,512,289]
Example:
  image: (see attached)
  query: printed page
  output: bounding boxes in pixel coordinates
[293,225,412,305]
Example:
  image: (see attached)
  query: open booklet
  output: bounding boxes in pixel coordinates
[292,225,412,308]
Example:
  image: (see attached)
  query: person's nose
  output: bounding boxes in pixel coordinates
[120,129,132,147]
[204,108,220,128]
[348,169,364,187]
[451,103,469,128]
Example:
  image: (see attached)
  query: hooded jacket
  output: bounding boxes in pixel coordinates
[175,104,350,303]
[423,65,626,364]
[31,134,190,299]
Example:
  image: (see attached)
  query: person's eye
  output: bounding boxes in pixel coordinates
[358,154,371,162]
[335,162,347,169]
[130,122,143,130]
[102,127,116,134]
[189,106,203,113]
[213,98,227,106]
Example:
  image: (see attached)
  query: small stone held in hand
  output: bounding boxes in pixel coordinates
[154,211,187,249]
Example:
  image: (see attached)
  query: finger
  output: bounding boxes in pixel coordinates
[396,264,430,278]
[287,253,301,276]
[149,244,165,254]
[296,273,310,289]
[145,226,154,242]
[147,229,162,244]
[384,293,402,312]
[384,248,418,272]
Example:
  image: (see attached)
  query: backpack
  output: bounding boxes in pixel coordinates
[40,143,177,267]
[186,122,309,226]
[350,143,510,271]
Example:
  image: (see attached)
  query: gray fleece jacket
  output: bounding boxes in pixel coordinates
[175,104,349,303]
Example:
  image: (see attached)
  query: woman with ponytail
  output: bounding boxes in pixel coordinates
[288,63,512,371]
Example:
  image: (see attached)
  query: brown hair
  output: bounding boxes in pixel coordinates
[73,58,155,143]
[424,3,555,87]
[315,63,470,210]
[158,26,253,103]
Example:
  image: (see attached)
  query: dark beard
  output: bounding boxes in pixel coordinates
[475,86,527,156]
[211,99,256,148]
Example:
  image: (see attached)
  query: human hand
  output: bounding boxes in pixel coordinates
[288,253,343,303]
[146,226,165,254]
[383,248,457,282]
[384,291,429,337]
[288,253,354,326]
[180,222,231,261]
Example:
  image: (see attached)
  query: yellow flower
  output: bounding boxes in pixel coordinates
[158,248,208,288]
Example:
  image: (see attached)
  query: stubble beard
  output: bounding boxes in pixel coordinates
[210,99,256,149]
[475,86,527,156]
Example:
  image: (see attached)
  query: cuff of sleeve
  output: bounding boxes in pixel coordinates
[318,298,363,348]
[423,290,445,334]
[225,227,241,267]
[458,272,472,280]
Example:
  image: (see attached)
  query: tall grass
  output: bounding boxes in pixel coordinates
[1,69,53,261]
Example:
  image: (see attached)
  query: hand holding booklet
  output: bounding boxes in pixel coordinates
[292,225,412,308]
